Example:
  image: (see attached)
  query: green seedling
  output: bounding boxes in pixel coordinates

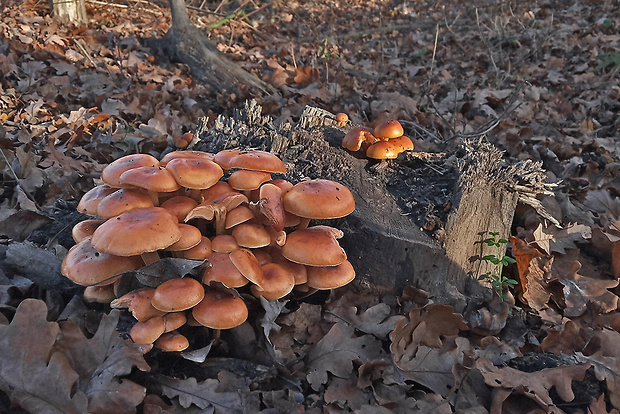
[317,38,340,83]
[480,232,517,301]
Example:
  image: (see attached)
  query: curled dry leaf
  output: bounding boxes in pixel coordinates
[540,320,590,355]
[510,236,551,310]
[577,352,620,410]
[156,375,245,413]
[389,304,468,368]
[326,303,406,340]
[556,260,619,317]
[475,357,591,413]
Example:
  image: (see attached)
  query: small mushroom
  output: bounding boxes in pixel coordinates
[151,277,205,312]
[192,289,248,329]
[335,112,349,127]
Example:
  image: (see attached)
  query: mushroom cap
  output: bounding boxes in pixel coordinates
[182,236,213,260]
[373,119,404,139]
[229,248,264,287]
[365,135,414,159]
[151,277,205,312]
[154,331,189,352]
[228,170,272,191]
[160,196,198,222]
[342,127,375,152]
[119,166,181,193]
[211,235,240,253]
[305,259,355,289]
[77,185,117,216]
[160,150,215,166]
[164,223,202,251]
[227,150,286,174]
[165,158,223,189]
[251,263,295,300]
[61,237,143,286]
[231,223,271,248]
[83,284,116,304]
[101,154,160,188]
[171,133,194,149]
[267,179,294,193]
[129,316,166,344]
[281,226,346,267]
[91,207,182,256]
[111,288,166,322]
[187,183,248,221]
[257,183,286,233]
[192,289,248,329]
[72,219,105,243]
[271,248,308,285]
[163,312,187,333]
[335,113,349,124]
[202,251,249,288]
[213,149,242,170]
[97,188,154,220]
[282,179,355,220]
[225,205,255,229]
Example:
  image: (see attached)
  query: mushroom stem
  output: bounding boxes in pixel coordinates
[214,209,227,236]
[147,190,160,206]
[297,217,311,229]
[141,251,161,266]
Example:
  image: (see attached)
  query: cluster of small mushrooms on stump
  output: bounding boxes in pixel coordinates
[61,149,356,352]
[341,117,414,159]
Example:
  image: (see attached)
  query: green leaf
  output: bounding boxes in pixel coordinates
[498,238,509,244]
[489,232,499,236]
[503,257,517,264]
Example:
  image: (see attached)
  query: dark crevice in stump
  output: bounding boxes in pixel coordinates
[190,101,553,311]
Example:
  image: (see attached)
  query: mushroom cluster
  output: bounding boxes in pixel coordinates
[341,119,414,159]
[61,149,356,351]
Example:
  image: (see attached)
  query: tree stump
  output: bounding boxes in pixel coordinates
[190,101,553,311]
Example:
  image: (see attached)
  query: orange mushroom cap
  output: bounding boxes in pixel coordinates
[192,289,248,329]
[160,150,215,166]
[227,150,286,174]
[281,225,346,267]
[91,207,182,256]
[251,263,295,300]
[61,237,143,286]
[365,135,414,159]
[305,259,355,289]
[342,127,375,152]
[119,166,181,193]
[111,288,166,322]
[373,119,404,139]
[72,219,105,243]
[154,330,189,351]
[101,154,160,188]
[151,277,205,312]
[77,185,117,216]
[165,158,223,190]
[182,236,213,260]
[202,251,249,288]
[96,188,154,220]
[282,179,355,220]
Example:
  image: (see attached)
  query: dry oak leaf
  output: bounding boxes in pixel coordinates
[589,394,619,414]
[306,322,386,391]
[540,320,590,355]
[326,303,406,340]
[53,309,150,413]
[510,236,551,310]
[475,357,591,413]
[577,351,620,410]
[389,304,468,367]
[532,222,592,255]
[556,260,619,317]
[155,375,244,413]
[0,299,89,413]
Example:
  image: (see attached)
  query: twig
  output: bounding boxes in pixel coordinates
[427,23,439,89]
[73,38,97,68]
[399,120,442,143]
[475,8,498,74]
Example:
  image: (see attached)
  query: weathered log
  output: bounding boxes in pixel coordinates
[190,101,552,311]
[147,0,274,97]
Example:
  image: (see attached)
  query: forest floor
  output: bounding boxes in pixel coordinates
[0,0,619,413]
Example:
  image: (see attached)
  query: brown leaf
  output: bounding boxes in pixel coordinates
[326,303,406,339]
[540,320,590,355]
[556,260,619,317]
[389,304,468,368]
[589,394,619,414]
[156,376,244,413]
[577,352,620,410]
[324,376,371,410]
[0,210,52,241]
[0,299,89,413]
[306,322,386,391]
[510,236,551,310]
[54,310,149,413]
[533,223,592,255]
[475,357,591,412]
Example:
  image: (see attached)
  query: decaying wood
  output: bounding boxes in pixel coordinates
[190,100,552,311]
[147,0,274,97]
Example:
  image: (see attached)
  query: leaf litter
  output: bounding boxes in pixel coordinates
[0,0,619,412]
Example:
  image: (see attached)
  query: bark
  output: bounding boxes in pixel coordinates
[187,101,553,311]
[52,0,87,23]
[151,0,274,97]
